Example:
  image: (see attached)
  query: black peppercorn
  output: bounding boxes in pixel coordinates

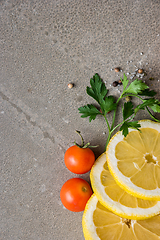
[113,81,118,87]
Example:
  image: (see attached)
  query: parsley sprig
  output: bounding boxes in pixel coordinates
[78,73,160,149]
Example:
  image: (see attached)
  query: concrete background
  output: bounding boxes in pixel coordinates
[0,0,160,239]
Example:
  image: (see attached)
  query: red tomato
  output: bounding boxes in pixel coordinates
[64,145,95,174]
[60,178,93,212]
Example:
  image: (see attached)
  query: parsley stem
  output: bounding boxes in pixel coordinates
[111,109,116,130]
[111,94,124,130]
[111,113,136,135]
[104,114,111,132]
[146,107,160,122]
[110,121,124,135]
[104,114,112,150]
[106,113,136,150]
[106,132,111,150]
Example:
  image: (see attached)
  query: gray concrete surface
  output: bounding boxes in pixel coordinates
[0,0,160,239]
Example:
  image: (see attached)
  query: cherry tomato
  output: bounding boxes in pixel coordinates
[64,145,95,174]
[60,178,93,212]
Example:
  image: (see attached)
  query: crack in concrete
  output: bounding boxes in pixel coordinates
[43,131,55,143]
[0,91,55,144]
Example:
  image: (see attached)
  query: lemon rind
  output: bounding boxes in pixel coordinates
[82,194,100,240]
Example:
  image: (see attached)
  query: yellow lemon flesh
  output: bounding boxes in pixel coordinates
[107,120,160,200]
[90,153,160,220]
[82,194,160,240]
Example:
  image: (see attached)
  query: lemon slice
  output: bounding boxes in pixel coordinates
[107,120,160,200]
[90,153,160,220]
[82,194,160,240]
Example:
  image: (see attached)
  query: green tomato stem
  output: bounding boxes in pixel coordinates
[74,130,98,148]
[75,130,84,147]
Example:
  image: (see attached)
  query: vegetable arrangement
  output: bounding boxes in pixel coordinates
[60,72,160,213]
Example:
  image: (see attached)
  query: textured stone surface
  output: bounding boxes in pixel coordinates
[0,0,160,239]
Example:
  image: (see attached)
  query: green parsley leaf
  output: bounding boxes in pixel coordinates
[149,103,160,113]
[120,121,141,137]
[78,104,101,122]
[87,73,108,106]
[135,98,160,114]
[122,102,134,120]
[138,89,157,97]
[120,122,129,137]
[103,96,117,114]
[121,74,129,92]
[86,73,116,114]
[124,79,149,95]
